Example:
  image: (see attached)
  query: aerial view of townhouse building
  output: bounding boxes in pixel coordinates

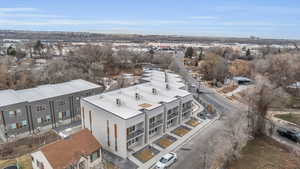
[80,70,193,159]
[0,79,103,139]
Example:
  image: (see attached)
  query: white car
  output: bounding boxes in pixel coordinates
[155,152,177,169]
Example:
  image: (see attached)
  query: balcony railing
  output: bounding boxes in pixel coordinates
[149,120,163,129]
[127,129,144,140]
[167,112,179,120]
[182,106,192,112]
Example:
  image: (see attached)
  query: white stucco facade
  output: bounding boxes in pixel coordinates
[81,70,193,159]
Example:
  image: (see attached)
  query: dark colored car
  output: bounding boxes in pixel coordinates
[2,165,18,169]
[277,128,300,142]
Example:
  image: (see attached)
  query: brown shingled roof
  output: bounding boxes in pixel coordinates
[41,129,101,169]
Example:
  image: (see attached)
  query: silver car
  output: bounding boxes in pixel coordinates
[155,152,177,169]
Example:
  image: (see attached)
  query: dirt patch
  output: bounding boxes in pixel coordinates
[274,113,300,126]
[171,126,191,137]
[0,130,60,159]
[185,119,200,127]
[228,137,300,169]
[155,135,177,149]
[133,146,159,163]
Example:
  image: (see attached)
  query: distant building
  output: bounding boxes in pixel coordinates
[0,79,103,140]
[233,76,253,85]
[81,70,193,158]
[31,129,102,169]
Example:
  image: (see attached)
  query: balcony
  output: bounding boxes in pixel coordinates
[149,120,163,129]
[167,112,178,121]
[182,107,192,113]
[127,129,144,140]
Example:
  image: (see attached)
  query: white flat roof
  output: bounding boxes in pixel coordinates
[0,90,26,107]
[0,79,102,105]
[83,70,191,119]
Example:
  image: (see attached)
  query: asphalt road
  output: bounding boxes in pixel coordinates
[169,52,249,169]
[173,53,246,113]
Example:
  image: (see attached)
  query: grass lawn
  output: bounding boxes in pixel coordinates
[228,137,300,169]
[172,126,190,137]
[133,146,158,163]
[185,119,200,127]
[0,154,32,169]
[274,113,300,126]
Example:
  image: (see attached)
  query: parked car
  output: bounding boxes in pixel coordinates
[277,128,300,142]
[2,165,18,169]
[155,152,177,169]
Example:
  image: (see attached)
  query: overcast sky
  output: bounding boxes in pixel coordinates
[1,0,300,39]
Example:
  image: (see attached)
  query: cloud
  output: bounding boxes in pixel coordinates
[189,16,218,20]
[215,6,300,14]
[0,13,62,18]
[0,8,37,12]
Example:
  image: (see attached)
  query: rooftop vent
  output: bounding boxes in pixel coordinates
[166,84,170,90]
[164,72,168,82]
[152,88,157,95]
[135,93,140,100]
[116,98,121,106]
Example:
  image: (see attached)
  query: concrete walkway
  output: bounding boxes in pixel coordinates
[127,100,217,169]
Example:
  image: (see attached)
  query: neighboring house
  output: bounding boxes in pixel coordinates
[287,82,300,99]
[81,70,193,158]
[232,76,253,85]
[0,79,103,139]
[31,129,102,169]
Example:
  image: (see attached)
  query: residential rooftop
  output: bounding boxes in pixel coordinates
[83,70,190,119]
[36,129,101,169]
[0,79,102,105]
[0,89,26,107]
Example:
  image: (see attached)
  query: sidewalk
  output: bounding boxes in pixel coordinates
[129,100,217,169]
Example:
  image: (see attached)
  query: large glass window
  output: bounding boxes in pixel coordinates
[128,125,135,133]
[11,123,17,129]
[90,150,100,162]
[8,111,16,117]
[46,115,51,122]
[21,120,27,127]
[149,117,155,124]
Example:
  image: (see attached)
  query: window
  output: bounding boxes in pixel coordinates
[36,105,45,112]
[149,127,158,135]
[8,111,16,117]
[58,101,65,106]
[11,123,17,129]
[149,117,155,124]
[66,111,70,118]
[167,109,172,115]
[128,125,135,134]
[16,109,21,114]
[36,161,44,169]
[21,120,27,127]
[37,117,42,124]
[90,150,100,162]
[127,137,140,147]
[45,115,51,122]
[58,112,66,120]
[76,97,80,101]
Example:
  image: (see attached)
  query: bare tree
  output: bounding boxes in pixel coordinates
[199,53,229,84]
